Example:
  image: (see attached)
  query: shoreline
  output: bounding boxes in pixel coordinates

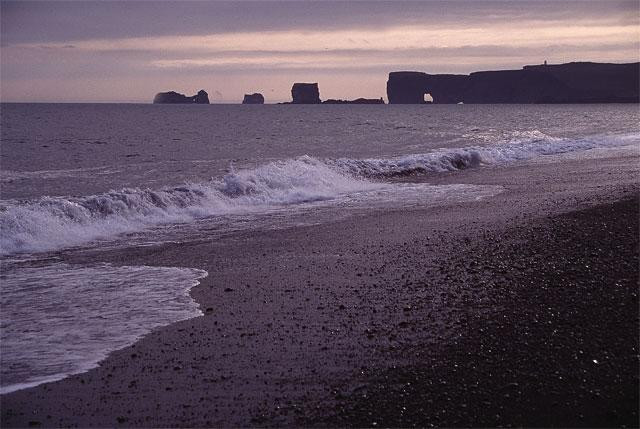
[1,151,638,427]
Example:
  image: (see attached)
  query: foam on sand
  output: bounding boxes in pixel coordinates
[0,263,207,394]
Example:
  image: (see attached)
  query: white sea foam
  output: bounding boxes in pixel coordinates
[0,263,207,394]
[332,131,639,177]
[0,131,636,256]
[0,165,123,182]
[0,157,379,255]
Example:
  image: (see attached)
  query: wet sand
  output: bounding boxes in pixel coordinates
[1,149,639,427]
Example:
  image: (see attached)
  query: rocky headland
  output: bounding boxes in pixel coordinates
[150,62,639,105]
[153,90,210,104]
[387,62,640,104]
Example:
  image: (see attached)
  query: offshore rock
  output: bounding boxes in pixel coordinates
[387,62,640,104]
[153,89,210,104]
[323,98,385,104]
[291,83,321,104]
[242,93,265,104]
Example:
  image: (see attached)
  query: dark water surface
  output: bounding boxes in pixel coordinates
[2,103,637,199]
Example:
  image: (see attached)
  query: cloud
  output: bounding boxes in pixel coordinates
[148,42,640,69]
[2,0,637,44]
[24,20,638,55]
[1,0,638,102]
[9,20,634,76]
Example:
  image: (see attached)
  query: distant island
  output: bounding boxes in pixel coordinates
[153,90,210,104]
[281,82,385,104]
[323,98,385,104]
[387,62,640,104]
[242,93,265,104]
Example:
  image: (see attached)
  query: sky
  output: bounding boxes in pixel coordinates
[1,0,638,103]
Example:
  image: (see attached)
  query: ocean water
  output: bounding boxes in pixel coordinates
[1,103,638,393]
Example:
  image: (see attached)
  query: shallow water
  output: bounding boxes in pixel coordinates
[0,263,206,394]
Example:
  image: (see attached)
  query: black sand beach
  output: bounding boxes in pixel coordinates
[317,196,639,428]
[1,150,638,427]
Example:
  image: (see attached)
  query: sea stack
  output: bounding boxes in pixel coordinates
[153,89,210,104]
[291,83,321,104]
[242,93,265,104]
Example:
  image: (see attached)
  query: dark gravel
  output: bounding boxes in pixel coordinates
[313,196,639,428]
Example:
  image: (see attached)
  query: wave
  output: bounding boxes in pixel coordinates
[333,130,639,177]
[0,157,379,255]
[1,131,636,255]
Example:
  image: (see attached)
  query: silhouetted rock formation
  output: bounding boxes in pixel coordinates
[323,98,385,104]
[153,90,210,104]
[291,83,321,104]
[387,62,640,104]
[242,93,265,104]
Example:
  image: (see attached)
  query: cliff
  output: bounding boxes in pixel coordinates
[153,90,210,104]
[291,83,321,104]
[387,62,640,104]
[242,93,265,104]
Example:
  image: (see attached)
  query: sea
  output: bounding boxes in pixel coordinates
[1,103,638,394]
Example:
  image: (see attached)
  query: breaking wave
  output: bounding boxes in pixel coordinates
[1,131,636,255]
[0,157,379,255]
[333,130,639,177]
